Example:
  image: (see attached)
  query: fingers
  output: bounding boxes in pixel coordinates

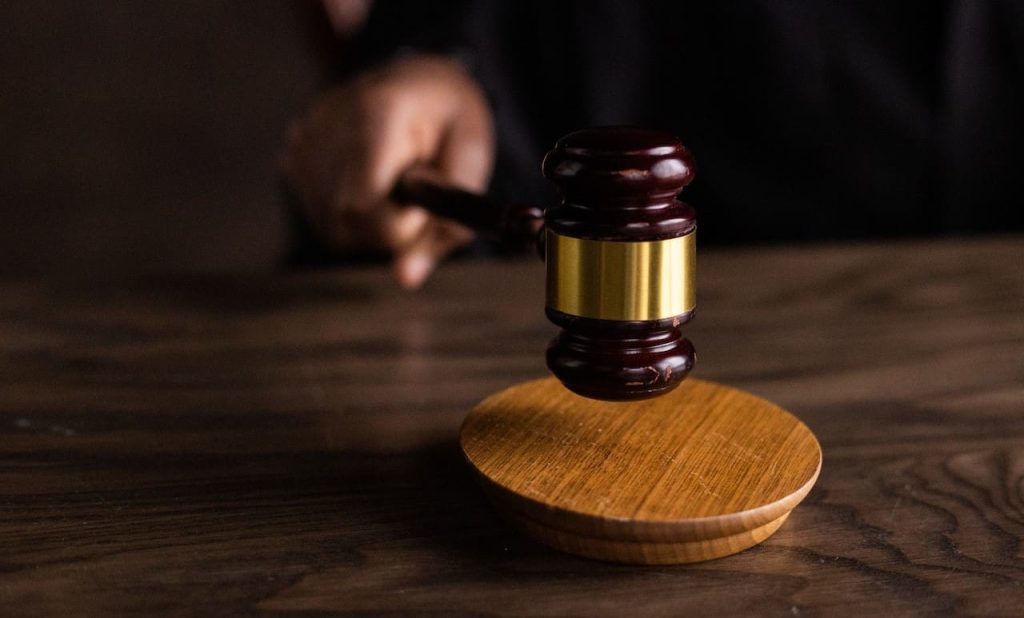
[388,75,494,289]
[329,89,445,249]
[338,101,415,215]
[393,217,475,290]
[279,55,495,288]
[433,80,495,193]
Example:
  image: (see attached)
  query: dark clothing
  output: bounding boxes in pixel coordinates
[347,1,1024,245]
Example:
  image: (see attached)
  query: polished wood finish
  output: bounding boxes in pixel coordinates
[391,163,543,251]
[394,128,699,401]
[545,308,695,401]
[462,377,821,563]
[2,237,1023,615]
[541,127,697,241]
[543,127,698,400]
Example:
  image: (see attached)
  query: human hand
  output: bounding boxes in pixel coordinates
[281,54,494,289]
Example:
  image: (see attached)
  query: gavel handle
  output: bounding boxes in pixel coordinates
[391,164,544,252]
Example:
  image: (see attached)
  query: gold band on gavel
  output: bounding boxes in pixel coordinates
[545,229,696,321]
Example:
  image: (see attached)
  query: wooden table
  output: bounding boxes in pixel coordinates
[3,237,1023,616]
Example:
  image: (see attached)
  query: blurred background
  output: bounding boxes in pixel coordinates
[2,1,1021,278]
[0,2,332,276]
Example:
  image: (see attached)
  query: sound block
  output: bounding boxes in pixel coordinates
[460,377,821,564]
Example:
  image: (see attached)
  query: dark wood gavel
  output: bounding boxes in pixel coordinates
[391,127,698,402]
[391,165,545,253]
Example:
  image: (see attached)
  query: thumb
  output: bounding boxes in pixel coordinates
[393,218,474,290]
[393,94,493,289]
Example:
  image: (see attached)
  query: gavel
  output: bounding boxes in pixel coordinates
[392,127,697,401]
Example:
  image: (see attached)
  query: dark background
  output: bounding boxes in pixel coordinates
[3,1,1021,277]
[0,2,328,276]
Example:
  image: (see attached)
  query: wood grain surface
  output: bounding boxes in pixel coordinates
[461,377,821,563]
[2,236,1023,616]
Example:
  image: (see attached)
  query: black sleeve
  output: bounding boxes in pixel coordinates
[334,0,476,80]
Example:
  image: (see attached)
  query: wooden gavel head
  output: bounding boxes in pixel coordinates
[392,126,697,401]
[542,127,697,400]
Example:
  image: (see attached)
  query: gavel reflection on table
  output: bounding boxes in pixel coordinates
[390,127,821,564]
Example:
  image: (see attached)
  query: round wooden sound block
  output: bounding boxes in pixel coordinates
[460,378,821,564]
